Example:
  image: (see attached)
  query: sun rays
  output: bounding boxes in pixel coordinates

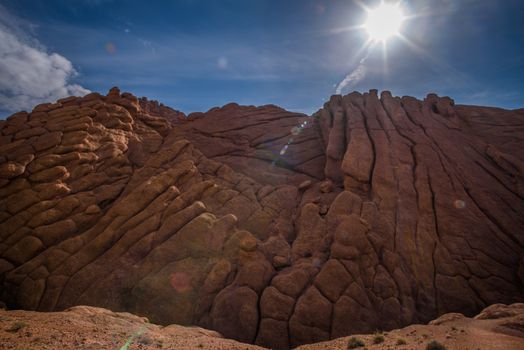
[330,0,467,95]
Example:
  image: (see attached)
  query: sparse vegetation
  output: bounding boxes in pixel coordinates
[396,338,407,345]
[6,321,27,332]
[373,332,385,344]
[138,335,153,345]
[426,340,447,350]
[347,336,365,349]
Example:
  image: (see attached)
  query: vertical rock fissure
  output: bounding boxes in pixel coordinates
[352,101,377,192]
[427,169,441,314]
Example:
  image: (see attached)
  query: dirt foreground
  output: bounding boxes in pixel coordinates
[0,305,264,350]
[0,304,523,350]
[296,303,524,350]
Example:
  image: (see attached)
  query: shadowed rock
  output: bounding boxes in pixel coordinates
[0,88,523,349]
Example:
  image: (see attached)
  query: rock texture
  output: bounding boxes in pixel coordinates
[0,88,523,349]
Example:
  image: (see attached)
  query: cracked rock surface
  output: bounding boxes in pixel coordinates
[0,88,523,349]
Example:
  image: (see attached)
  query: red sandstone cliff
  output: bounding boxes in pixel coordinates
[0,88,523,349]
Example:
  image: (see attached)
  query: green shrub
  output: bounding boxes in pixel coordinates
[373,333,385,344]
[138,335,153,345]
[6,322,27,332]
[347,336,365,349]
[396,338,407,345]
[426,340,447,350]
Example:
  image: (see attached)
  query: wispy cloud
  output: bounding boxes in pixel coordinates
[335,45,373,95]
[0,5,90,114]
[335,58,367,94]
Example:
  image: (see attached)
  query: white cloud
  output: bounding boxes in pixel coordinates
[335,63,366,95]
[335,47,373,95]
[0,6,90,113]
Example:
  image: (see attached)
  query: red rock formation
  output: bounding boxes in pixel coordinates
[0,88,523,349]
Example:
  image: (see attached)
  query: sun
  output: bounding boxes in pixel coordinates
[364,3,404,42]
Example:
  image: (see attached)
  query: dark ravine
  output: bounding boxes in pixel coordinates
[0,87,523,349]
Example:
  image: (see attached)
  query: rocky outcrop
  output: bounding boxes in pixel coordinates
[0,88,523,349]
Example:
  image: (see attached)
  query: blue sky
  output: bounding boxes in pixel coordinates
[0,0,523,117]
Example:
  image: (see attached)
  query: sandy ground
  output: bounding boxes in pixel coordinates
[0,305,264,350]
[0,304,523,350]
[296,304,524,350]
[295,319,524,350]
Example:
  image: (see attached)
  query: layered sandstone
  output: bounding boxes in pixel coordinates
[0,88,523,349]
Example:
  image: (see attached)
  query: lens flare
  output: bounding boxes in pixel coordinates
[454,199,466,209]
[105,42,116,54]
[170,272,192,293]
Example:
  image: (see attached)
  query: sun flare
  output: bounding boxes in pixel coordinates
[365,3,404,42]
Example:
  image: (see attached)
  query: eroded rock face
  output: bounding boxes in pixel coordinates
[0,88,523,349]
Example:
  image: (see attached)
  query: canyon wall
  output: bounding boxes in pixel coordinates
[0,88,523,349]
